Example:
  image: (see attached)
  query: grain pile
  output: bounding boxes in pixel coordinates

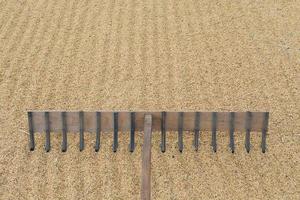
[0,0,299,199]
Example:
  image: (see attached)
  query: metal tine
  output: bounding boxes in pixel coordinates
[95,112,101,152]
[229,112,235,153]
[178,112,184,152]
[61,112,67,152]
[79,111,84,151]
[129,112,135,152]
[261,112,269,153]
[211,112,217,153]
[160,111,166,152]
[28,112,35,151]
[193,112,200,151]
[45,112,51,152]
[245,111,252,153]
[113,112,118,152]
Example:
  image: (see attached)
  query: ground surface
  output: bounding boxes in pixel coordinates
[0,0,299,199]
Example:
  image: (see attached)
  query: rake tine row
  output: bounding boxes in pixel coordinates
[27,111,269,153]
[158,112,266,153]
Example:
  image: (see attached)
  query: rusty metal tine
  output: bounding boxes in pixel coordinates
[178,112,184,152]
[113,112,118,152]
[193,112,200,151]
[79,111,84,151]
[245,111,252,153]
[212,112,217,152]
[261,112,269,153]
[61,112,67,152]
[45,112,51,152]
[28,112,35,151]
[229,112,235,153]
[129,112,135,152]
[95,112,101,152]
[178,112,184,153]
[160,112,166,152]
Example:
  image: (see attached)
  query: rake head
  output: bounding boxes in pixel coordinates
[27,111,269,153]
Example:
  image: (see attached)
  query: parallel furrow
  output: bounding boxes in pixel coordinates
[0,2,39,84]
[102,0,125,108]
[96,0,116,108]
[0,1,27,39]
[50,0,80,109]
[0,0,12,31]
[85,0,107,109]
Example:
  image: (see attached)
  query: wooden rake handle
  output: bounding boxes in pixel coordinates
[141,114,152,200]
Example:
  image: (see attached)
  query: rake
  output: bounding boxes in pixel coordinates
[27,111,269,199]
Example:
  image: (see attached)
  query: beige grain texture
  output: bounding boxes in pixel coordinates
[0,0,299,199]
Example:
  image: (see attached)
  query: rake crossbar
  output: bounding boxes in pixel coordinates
[28,111,268,132]
[27,111,269,153]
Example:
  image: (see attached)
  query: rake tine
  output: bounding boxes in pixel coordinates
[95,112,101,152]
[261,112,269,153]
[79,111,84,151]
[178,112,184,153]
[61,112,67,152]
[129,112,135,152]
[229,112,235,153]
[178,112,184,152]
[27,112,35,151]
[211,112,217,153]
[160,111,166,152]
[245,111,252,153]
[113,112,118,152]
[193,112,200,151]
[45,112,51,152]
